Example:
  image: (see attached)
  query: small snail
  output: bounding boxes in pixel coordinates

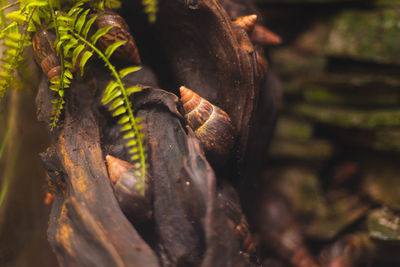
[106,155,152,223]
[179,86,236,163]
[44,192,55,205]
[235,215,258,256]
[218,182,258,260]
[251,25,282,46]
[233,14,257,33]
[32,28,61,79]
[256,50,268,74]
[95,11,141,65]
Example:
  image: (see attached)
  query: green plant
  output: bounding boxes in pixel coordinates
[0,0,158,194]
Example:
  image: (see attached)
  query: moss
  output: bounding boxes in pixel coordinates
[303,86,400,106]
[368,208,400,241]
[274,116,314,141]
[272,48,326,76]
[363,162,400,210]
[374,129,400,151]
[327,9,400,65]
[306,196,369,240]
[293,103,400,129]
[269,138,334,160]
[272,167,325,221]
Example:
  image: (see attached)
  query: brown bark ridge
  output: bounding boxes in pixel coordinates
[39,77,160,267]
[125,0,263,172]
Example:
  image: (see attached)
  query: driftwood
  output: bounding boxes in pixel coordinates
[37,0,278,266]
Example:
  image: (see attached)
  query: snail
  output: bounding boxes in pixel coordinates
[44,192,55,205]
[95,11,141,65]
[256,50,268,74]
[218,182,259,261]
[179,86,236,163]
[32,28,61,79]
[251,24,282,46]
[106,155,152,223]
[233,14,257,33]
[233,15,281,46]
[234,214,257,256]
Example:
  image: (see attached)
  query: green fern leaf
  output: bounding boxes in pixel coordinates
[126,86,142,96]
[79,50,93,75]
[104,40,125,59]
[72,44,85,66]
[105,0,122,9]
[6,11,26,23]
[112,106,126,116]
[119,66,141,78]
[82,15,97,39]
[62,37,79,56]
[123,131,135,139]
[68,2,85,16]
[109,97,123,109]
[118,115,129,125]
[142,0,158,23]
[126,139,137,146]
[90,25,113,44]
[75,9,90,34]
[121,123,132,131]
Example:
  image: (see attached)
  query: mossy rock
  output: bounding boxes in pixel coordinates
[313,124,400,152]
[274,116,314,141]
[362,159,400,211]
[292,103,400,129]
[327,9,400,65]
[368,208,400,242]
[306,195,369,241]
[375,0,400,7]
[303,86,400,107]
[269,138,334,160]
[272,48,327,77]
[266,167,326,221]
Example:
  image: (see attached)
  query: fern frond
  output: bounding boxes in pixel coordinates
[104,39,125,59]
[48,0,70,130]
[54,6,146,193]
[0,5,36,100]
[142,0,158,23]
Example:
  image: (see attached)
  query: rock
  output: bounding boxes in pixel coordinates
[327,9,400,65]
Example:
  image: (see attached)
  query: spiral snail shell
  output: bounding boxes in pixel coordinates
[233,14,257,33]
[106,155,152,223]
[179,86,235,163]
[95,11,141,65]
[32,28,61,79]
[251,25,282,46]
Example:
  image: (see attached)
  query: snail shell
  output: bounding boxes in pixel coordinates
[32,28,61,79]
[180,86,235,163]
[233,14,257,33]
[106,155,152,223]
[44,192,55,205]
[251,25,282,46]
[95,11,141,65]
[235,215,257,255]
[256,50,268,74]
